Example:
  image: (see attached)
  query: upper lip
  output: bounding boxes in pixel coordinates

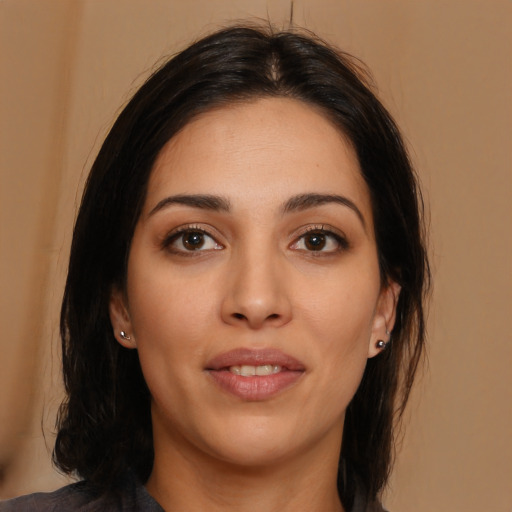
[206,348,305,371]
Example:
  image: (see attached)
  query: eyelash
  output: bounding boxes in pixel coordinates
[162,224,222,256]
[161,224,348,256]
[292,225,349,254]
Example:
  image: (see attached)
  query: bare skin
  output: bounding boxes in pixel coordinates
[110,97,399,512]
[149,414,344,512]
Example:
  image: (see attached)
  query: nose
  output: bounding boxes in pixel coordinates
[220,248,292,330]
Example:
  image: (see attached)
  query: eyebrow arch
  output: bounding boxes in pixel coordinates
[282,193,366,228]
[148,194,231,217]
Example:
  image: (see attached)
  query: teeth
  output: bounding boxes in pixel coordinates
[229,365,281,376]
[255,365,280,376]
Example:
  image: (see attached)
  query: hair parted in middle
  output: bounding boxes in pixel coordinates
[55,23,429,510]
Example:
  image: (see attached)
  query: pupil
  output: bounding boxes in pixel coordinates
[305,233,326,251]
[183,231,204,250]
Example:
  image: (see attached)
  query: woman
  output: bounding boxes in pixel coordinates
[1,24,429,512]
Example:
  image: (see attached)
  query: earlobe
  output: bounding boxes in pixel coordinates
[109,287,136,349]
[368,280,401,358]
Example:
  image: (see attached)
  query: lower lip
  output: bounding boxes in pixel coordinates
[207,369,303,401]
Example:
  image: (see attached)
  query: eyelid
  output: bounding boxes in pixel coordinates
[290,224,349,252]
[161,223,224,253]
[160,222,348,255]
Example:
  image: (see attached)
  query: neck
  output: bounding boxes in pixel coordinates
[146,425,344,512]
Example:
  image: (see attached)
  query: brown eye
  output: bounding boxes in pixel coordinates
[290,228,347,253]
[182,231,206,250]
[304,232,326,251]
[165,228,223,254]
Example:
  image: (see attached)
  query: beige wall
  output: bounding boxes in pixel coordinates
[1,1,510,510]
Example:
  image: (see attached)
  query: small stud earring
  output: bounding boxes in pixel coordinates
[120,331,131,341]
[376,340,387,349]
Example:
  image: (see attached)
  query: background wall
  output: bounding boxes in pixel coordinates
[1,1,510,510]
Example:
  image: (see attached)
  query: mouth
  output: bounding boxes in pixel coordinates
[205,348,305,401]
[228,364,282,376]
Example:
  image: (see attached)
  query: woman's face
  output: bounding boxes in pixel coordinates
[111,97,398,468]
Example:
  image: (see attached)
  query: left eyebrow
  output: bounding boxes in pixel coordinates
[282,193,366,229]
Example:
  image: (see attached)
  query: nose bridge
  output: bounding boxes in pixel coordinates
[222,236,292,328]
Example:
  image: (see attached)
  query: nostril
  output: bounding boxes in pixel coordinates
[232,312,280,322]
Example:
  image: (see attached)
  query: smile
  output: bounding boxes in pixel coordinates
[206,348,305,400]
[229,364,282,376]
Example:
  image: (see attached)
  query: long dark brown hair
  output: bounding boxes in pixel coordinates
[54,24,429,509]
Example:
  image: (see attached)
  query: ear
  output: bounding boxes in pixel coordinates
[368,280,401,358]
[109,286,136,349]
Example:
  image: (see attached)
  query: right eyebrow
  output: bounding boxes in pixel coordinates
[147,194,231,217]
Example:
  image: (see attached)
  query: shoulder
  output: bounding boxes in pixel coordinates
[0,481,96,511]
[365,502,389,512]
[0,476,163,512]
[351,490,389,512]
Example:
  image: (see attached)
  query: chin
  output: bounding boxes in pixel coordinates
[208,436,298,469]
[195,411,330,469]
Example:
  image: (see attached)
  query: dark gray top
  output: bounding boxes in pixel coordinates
[0,473,386,511]
[0,473,163,512]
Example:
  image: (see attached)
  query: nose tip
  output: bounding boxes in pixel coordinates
[221,260,292,329]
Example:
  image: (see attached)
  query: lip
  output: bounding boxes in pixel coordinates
[205,348,305,401]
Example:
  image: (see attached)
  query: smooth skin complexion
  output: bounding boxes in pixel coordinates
[110,97,400,512]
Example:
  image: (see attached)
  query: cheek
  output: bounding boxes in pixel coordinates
[126,269,217,423]
[129,276,217,347]
[125,252,222,376]
[295,267,380,398]
[297,267,380,347]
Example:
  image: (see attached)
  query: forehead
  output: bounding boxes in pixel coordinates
[146,97,372,218]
